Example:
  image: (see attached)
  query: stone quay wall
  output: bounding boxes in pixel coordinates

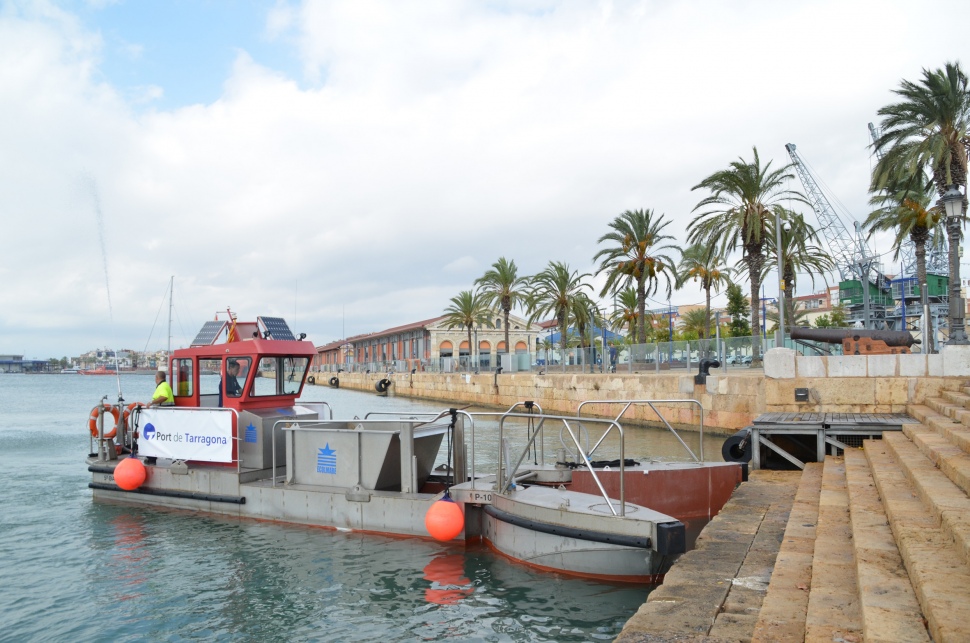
[308,349,970,433]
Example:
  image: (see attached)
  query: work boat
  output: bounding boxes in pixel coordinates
[87,314,742,583]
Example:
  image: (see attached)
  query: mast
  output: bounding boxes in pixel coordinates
[167,276,174,361]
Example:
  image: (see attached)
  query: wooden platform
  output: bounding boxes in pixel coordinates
[750,412,918,470]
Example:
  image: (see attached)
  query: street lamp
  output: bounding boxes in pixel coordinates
[944,185,967,345]
[775,210,786,347]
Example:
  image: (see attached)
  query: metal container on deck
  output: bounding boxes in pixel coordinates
[287,420,446,491]
[239,406,318,470]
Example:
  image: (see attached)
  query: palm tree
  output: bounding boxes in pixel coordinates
[525,261,593,372]
[675,243,730,339]
[762,211,835,333]
[871,62,970,342]
[865,175,942,349]
[474,257,529,357]
[679,308,712,340]
[569,295,605,371]
[608,287,641,339]
[594,209,677,345]
[765,303,811,333]
[442,290,493,370]
[871,62,969,206]
[688,147,806,366]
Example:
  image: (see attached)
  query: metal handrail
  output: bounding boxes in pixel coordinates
[576,399,704,461]
[493,411,627,516]
[363,411,442,419]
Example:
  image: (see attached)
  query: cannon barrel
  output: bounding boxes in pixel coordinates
[790,327,920,347]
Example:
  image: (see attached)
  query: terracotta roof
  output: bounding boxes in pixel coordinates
[317,316,446,352]
[315,338,353,352]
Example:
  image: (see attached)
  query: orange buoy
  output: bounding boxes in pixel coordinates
[114,457,147,491]
[425,493,464,541]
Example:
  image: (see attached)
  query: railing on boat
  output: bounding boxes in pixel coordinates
[575,399,705,461]
[263,398,704,520]
[493,411,628,516]
[91,400,243,471]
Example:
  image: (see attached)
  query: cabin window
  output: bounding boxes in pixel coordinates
[199,359,222,396]
[251,356,310,396]
[282,357,309,395]
[175,359,193,397]
[253,357,278,396]
[225,357,251,398]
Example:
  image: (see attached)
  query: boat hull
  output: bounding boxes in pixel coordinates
[474,485,681,582]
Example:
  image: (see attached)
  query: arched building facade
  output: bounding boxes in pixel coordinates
[314,311,534,372]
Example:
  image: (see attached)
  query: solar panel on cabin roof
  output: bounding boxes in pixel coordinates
[257,317,295,341]
[191,320,228,346]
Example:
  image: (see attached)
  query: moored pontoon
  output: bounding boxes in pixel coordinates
[86,313,742,582]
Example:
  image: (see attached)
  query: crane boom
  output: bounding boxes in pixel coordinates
[785,143,869,281]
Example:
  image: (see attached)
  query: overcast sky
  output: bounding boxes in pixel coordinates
[1,0,967,358]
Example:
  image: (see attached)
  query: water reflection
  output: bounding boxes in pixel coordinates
[423,553,474,605]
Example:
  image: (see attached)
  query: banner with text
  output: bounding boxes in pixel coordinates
[139,408,234,463]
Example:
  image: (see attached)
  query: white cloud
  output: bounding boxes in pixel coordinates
[0,0,967,357]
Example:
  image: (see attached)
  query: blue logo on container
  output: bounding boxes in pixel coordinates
[245,423,258,443]
[143,424,156,440]
[317,443,336,474]
[277,408,295,416]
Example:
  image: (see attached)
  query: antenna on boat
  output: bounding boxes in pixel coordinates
[167,276,173,359]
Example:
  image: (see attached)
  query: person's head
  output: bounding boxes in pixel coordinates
[156,371,166,384]
[228,360,239,374]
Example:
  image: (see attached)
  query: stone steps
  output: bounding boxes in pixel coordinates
[750,463,822,643]
[844,449,928,643]
[752,428,970,642]
[915,400,970,453]
[865,438,970,642]
[617,398,970,642]
[615,470,801,642]
[804,457,862,642]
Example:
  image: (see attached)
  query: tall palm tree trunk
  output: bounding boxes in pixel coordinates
[704,284,712,340]
[559,310,568,373]
[637,279,647,345]
[914,239,935,353]
[747,255,764,366]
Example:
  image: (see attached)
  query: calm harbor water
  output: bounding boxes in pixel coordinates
[0,373,724,642]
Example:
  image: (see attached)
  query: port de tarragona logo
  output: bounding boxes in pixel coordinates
[139,422,227,446]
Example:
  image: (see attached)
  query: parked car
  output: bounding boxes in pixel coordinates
[741,355,753,365]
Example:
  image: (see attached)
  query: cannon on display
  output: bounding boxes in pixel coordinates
[790,327,920,355]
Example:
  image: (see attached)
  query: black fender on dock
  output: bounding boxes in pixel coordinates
[721,428,752,464]
[307,375,315,385]
[329,376,339,388]
[375,378,391,393]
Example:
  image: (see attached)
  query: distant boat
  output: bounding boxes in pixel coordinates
[61,368,80,374]
[79,366,116,376]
